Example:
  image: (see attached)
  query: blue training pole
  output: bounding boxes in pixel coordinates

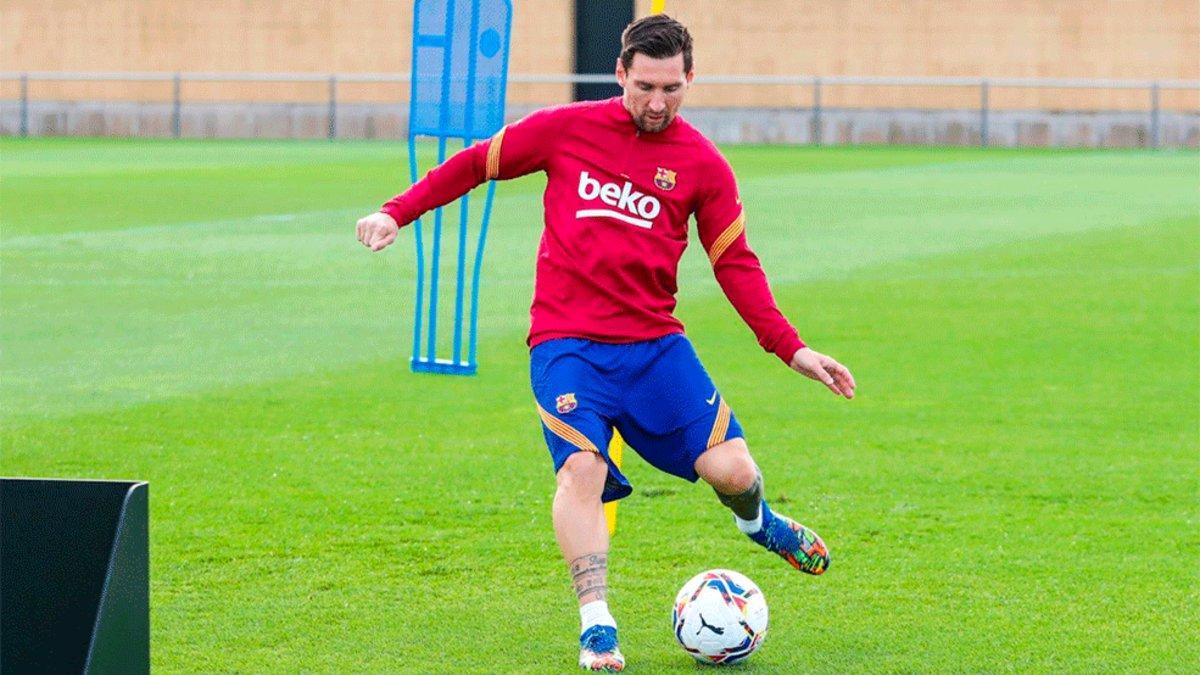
[407,0,511,376]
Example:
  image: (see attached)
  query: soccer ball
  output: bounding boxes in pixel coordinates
[671,569,768,664]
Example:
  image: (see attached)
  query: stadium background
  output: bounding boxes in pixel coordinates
[2,0,1197,145]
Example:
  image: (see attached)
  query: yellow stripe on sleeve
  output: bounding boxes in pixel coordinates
[485,126,506,180]
[707,211,746,265]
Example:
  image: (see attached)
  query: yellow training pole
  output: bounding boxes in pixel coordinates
[604,434,624,535]
[605,0,667,538]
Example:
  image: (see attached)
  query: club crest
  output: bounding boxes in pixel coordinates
[654,167,677,191]
[555,393,578,414]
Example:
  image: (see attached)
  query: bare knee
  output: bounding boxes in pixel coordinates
[695,438,759,495]
[556,451,608,498]
[718,456,760,495]
[723,458,760,494]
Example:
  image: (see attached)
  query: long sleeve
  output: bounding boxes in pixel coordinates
[694,152,805,364]
[380,106,565,226]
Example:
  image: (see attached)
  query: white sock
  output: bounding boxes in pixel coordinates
[734,503,763,535]
[580,600,616,634]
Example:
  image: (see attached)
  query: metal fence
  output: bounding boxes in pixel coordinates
[2,71,1198,147]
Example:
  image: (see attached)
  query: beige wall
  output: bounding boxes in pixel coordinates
[0,0,573,103]
[638,0,1199,109]
[3,0,1197,110]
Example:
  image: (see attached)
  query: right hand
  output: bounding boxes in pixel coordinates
[356,212,400,252]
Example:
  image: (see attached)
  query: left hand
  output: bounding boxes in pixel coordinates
[789,347,856,399]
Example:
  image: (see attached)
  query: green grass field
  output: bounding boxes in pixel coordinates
[2,138,1197,672]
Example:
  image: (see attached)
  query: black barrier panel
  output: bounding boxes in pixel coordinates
[1,478,149,673]
[574,0,633,101]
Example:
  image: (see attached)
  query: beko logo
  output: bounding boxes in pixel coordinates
[575,171,661,229]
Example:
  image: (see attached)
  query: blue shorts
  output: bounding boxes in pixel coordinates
[530,334,744,503]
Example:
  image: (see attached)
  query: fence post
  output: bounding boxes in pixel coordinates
[328,75,338,140]
[1150,81,1160,149]
[19,73,29,137]
[171,72,182,138]
[980,79,990,147]
[811,76,822,145]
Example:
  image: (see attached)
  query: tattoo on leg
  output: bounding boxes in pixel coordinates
[568,553,608,604]
[715,471,763,521]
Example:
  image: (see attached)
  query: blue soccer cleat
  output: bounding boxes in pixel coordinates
[747,501,830,575]
[578,624,625,672]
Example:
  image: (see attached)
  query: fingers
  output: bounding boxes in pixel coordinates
[827,361,856,399]
[795,350,857,400]
[356,214,399,252]
[370,228,397,251]
[810,363,836,388]
[829,372,853,398]
[795,355,840,395]
[840,363,857,391]
[820,360,847,398]
[817,369,841,397]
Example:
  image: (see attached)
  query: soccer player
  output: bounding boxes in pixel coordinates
[356,15,855,672]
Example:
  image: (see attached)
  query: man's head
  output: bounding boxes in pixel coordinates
[615,14,694,133]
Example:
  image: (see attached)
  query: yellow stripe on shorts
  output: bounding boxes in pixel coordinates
[537,404,599,453]
[706,397,732,448]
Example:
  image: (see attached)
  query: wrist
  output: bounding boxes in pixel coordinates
[379,201,408,228]
[777,336,806,364]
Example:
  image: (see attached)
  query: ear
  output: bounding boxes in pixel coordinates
[685,69,695,86]
[615,58,626,87]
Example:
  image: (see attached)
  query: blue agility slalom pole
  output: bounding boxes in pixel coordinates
[407,0,511,376]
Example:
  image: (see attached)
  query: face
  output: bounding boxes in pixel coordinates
[615,52,693,133]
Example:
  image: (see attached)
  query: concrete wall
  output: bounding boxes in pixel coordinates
[5,99,1195,148]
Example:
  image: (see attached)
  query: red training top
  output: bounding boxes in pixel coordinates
[381,96,804,363]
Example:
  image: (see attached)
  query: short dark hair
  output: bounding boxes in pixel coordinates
[619,14,693,74]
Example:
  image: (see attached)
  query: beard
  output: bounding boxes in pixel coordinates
[633,111,672,133]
